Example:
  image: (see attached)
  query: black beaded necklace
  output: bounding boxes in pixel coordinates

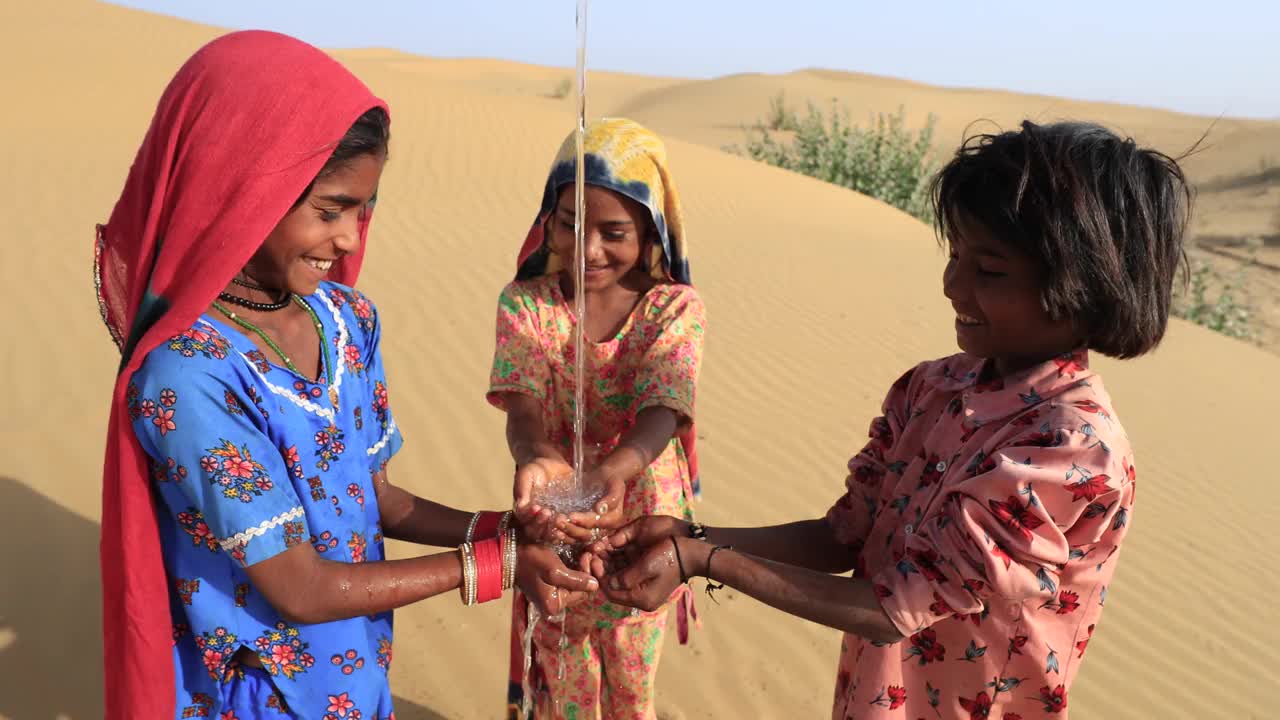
[219,276,291,312]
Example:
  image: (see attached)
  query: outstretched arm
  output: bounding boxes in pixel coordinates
[246,533,599,625]
[595,526,899,643]
[590,515,858,574]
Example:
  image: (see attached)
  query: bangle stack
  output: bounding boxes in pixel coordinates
[460,511,518,606]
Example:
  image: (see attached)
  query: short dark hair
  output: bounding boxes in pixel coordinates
[295,106,390,204]
[931,120,1192,359]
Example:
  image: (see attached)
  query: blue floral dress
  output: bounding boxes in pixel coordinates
[129,281,403,720]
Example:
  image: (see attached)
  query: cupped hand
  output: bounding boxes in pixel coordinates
[515,542,599,616]
[513,456,575,544]
[597,535,706,612]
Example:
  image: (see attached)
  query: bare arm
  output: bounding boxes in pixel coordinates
[245,535,600,625]
[245,542,464,625]
[598,532,900,644]
[590,406,679,486]
[687,539,900,643]
[595,515,857,574]
[505,392,563,468]
[698,519,858,574]
[257,467,599,624]
[371,470,475,548]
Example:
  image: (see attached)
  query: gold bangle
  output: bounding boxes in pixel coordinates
[468,543,479,607]
[457,543,466,605]
[502,528,518,591]
[459,542,477,607]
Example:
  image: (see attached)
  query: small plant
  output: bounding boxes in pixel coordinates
[1173,248,1258,341]
[549,77,572,99]
[764,91,799,131]
[731,101,938,223]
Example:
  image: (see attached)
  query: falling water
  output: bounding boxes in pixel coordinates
[520,602,540,718]
[521,3,591,717]
[570,0,589,494]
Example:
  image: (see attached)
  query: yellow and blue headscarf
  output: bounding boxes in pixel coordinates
[515,117,691,285]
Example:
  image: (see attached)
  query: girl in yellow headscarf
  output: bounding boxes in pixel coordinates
[488,119,705,719]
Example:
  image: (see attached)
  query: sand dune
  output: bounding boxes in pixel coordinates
[1,1,1276,718]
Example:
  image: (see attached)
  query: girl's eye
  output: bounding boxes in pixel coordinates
[977,267,1006,278]
[604,230,627,240]
[320,209,342,222]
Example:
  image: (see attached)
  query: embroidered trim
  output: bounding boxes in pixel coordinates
[196,318,338,422]
[94,225,124,351]
[316,290,349,400]
[367,419,398,456]
[195,288,353,423]
[219,506,305,551]
[260,376,336,421]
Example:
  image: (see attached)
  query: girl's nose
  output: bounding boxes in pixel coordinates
[584,233,606,262]
[333,216,361,255]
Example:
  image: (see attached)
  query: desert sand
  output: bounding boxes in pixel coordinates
[1,1,1276,718]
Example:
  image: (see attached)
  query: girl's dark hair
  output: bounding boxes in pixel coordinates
[931,120,1193,359]
[295,106,390,204]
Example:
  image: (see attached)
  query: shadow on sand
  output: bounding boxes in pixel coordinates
[0,476,452,719]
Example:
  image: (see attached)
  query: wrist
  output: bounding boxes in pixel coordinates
[678,536,712,578]
[514,441,559,467]
[583,461,621,488]
[512,445,539,467]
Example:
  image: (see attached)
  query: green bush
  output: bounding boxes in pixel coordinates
[1173,250,1257,341]
[732,100,938,222]
[764,91,799,131]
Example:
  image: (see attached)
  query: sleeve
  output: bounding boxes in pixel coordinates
[825,366,919,551]
[129,356,310,568]
[355,290,404,473]
[873,423,1134,637]
[486,283,552,409]
[633,286,706,422]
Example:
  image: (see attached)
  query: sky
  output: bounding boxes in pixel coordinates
[112,0,1279,118]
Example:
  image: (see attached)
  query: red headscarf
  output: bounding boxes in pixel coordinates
[95,31,388,718]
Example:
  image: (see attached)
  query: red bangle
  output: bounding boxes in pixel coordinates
[475,538,504,603]
[472,511,503,542]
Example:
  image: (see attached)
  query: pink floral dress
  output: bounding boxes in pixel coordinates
[826,350,1133,719]
[488,274,705,719]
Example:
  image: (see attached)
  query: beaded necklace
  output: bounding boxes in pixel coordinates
[212,296,338,408]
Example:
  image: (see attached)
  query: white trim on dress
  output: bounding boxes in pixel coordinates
[219,506,305,551]
[367,419,398,457]
[199,289,353,423]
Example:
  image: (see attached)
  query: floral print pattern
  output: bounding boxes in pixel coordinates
[487,276,705,717]
[130,281,402,719]
[827,351,1133,719]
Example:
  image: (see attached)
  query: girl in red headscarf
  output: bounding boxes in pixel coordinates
[97,31,596,720]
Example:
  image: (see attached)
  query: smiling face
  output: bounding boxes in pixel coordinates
[547,183,653,293]
[242,152,385,296]
[943,213,1082,374]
